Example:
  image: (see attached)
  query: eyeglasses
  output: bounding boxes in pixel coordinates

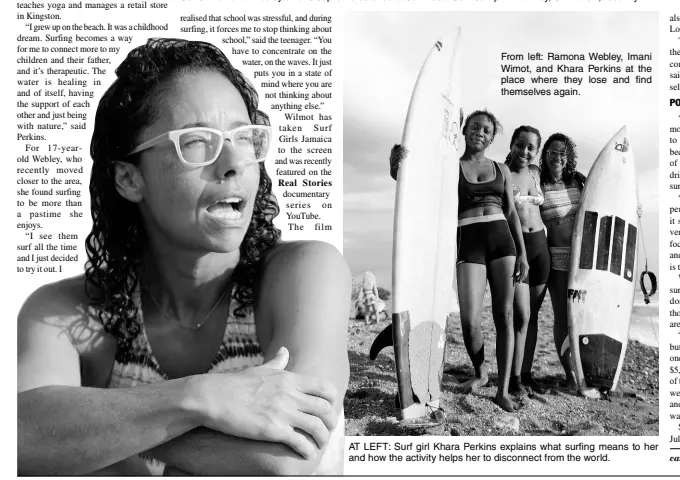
[546,149,568,159]
[128,125,271,166]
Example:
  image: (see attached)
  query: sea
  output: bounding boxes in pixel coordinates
[376,290,659,348]
[629,291,659,348]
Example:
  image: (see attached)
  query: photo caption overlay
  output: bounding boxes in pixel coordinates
[15,2,167,275]
[499,50,654,98]
[347,439,658,467]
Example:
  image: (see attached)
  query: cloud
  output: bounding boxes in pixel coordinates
[344,188,395,213]
[343,11,659,286]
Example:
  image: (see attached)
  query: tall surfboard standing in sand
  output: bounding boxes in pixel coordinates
[371,31,462,423]
[567,126,638,397]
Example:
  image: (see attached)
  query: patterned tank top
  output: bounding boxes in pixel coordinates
[107,285,263,474]
[540,178,582,229]
[106,285,344,475]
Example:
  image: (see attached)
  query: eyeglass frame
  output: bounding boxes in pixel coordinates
[127,124,272,167]
[545,149,568,159]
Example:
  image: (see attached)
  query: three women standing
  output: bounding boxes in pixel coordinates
[390,117,593,410]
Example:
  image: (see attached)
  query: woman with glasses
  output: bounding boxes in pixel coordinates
[538,133,586,390]
[390,110,528,413]
[18,38,349,476]
[503,126,550,396]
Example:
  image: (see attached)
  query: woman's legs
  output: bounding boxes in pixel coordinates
[367,302,378,324]
[519,231,550,391]
[510,282,530,394]
[456,262,489,393]
[487,255,519,412]
[520,282,548,391]
[547,269,575,386]
[363,296,378,324]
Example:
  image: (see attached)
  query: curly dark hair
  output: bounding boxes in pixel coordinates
[504,125,542,166]
[462,109,503,141]
[539,132,579,185]
[85,38,281,348]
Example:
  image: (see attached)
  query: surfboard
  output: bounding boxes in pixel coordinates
[385,31,462,422]
[567,126,638,396]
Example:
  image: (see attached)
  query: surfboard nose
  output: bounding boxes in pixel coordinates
[613,125,630,154]
[438,27,462,53]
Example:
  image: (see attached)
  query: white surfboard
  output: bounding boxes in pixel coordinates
[567,126,638,395]
[391,30,461,421]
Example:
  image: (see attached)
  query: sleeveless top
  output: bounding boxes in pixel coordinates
[512,168,544,206]
[458,161,505,214]
[107,285,263,474]
[540,178,582,229]
[106,285,344,475]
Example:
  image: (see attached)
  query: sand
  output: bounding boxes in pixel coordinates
[344,289,659,437]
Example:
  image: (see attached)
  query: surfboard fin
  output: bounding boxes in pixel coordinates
[369,324,394,360]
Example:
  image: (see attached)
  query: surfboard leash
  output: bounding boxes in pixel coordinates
[637,208,657,305]
[648,308,659,345]
[639,260,657,305]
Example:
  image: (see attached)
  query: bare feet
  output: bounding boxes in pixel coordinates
[509,380,529,398]
[494,393,519,412]
[520,372,548,395]
[460,363,489,393]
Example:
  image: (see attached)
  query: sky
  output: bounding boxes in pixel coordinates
[343,11,660,287]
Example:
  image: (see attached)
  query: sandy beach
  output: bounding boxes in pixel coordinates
[345,287,659,437]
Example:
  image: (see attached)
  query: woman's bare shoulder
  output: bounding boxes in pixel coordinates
[20,274,89,319]
[18,274,120,390]
[257,241,350,395]
[18,274,112,353]
[259,240,350,310]
[497,161,513,181]
[264,240,347,270]
[255,241,349,353]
